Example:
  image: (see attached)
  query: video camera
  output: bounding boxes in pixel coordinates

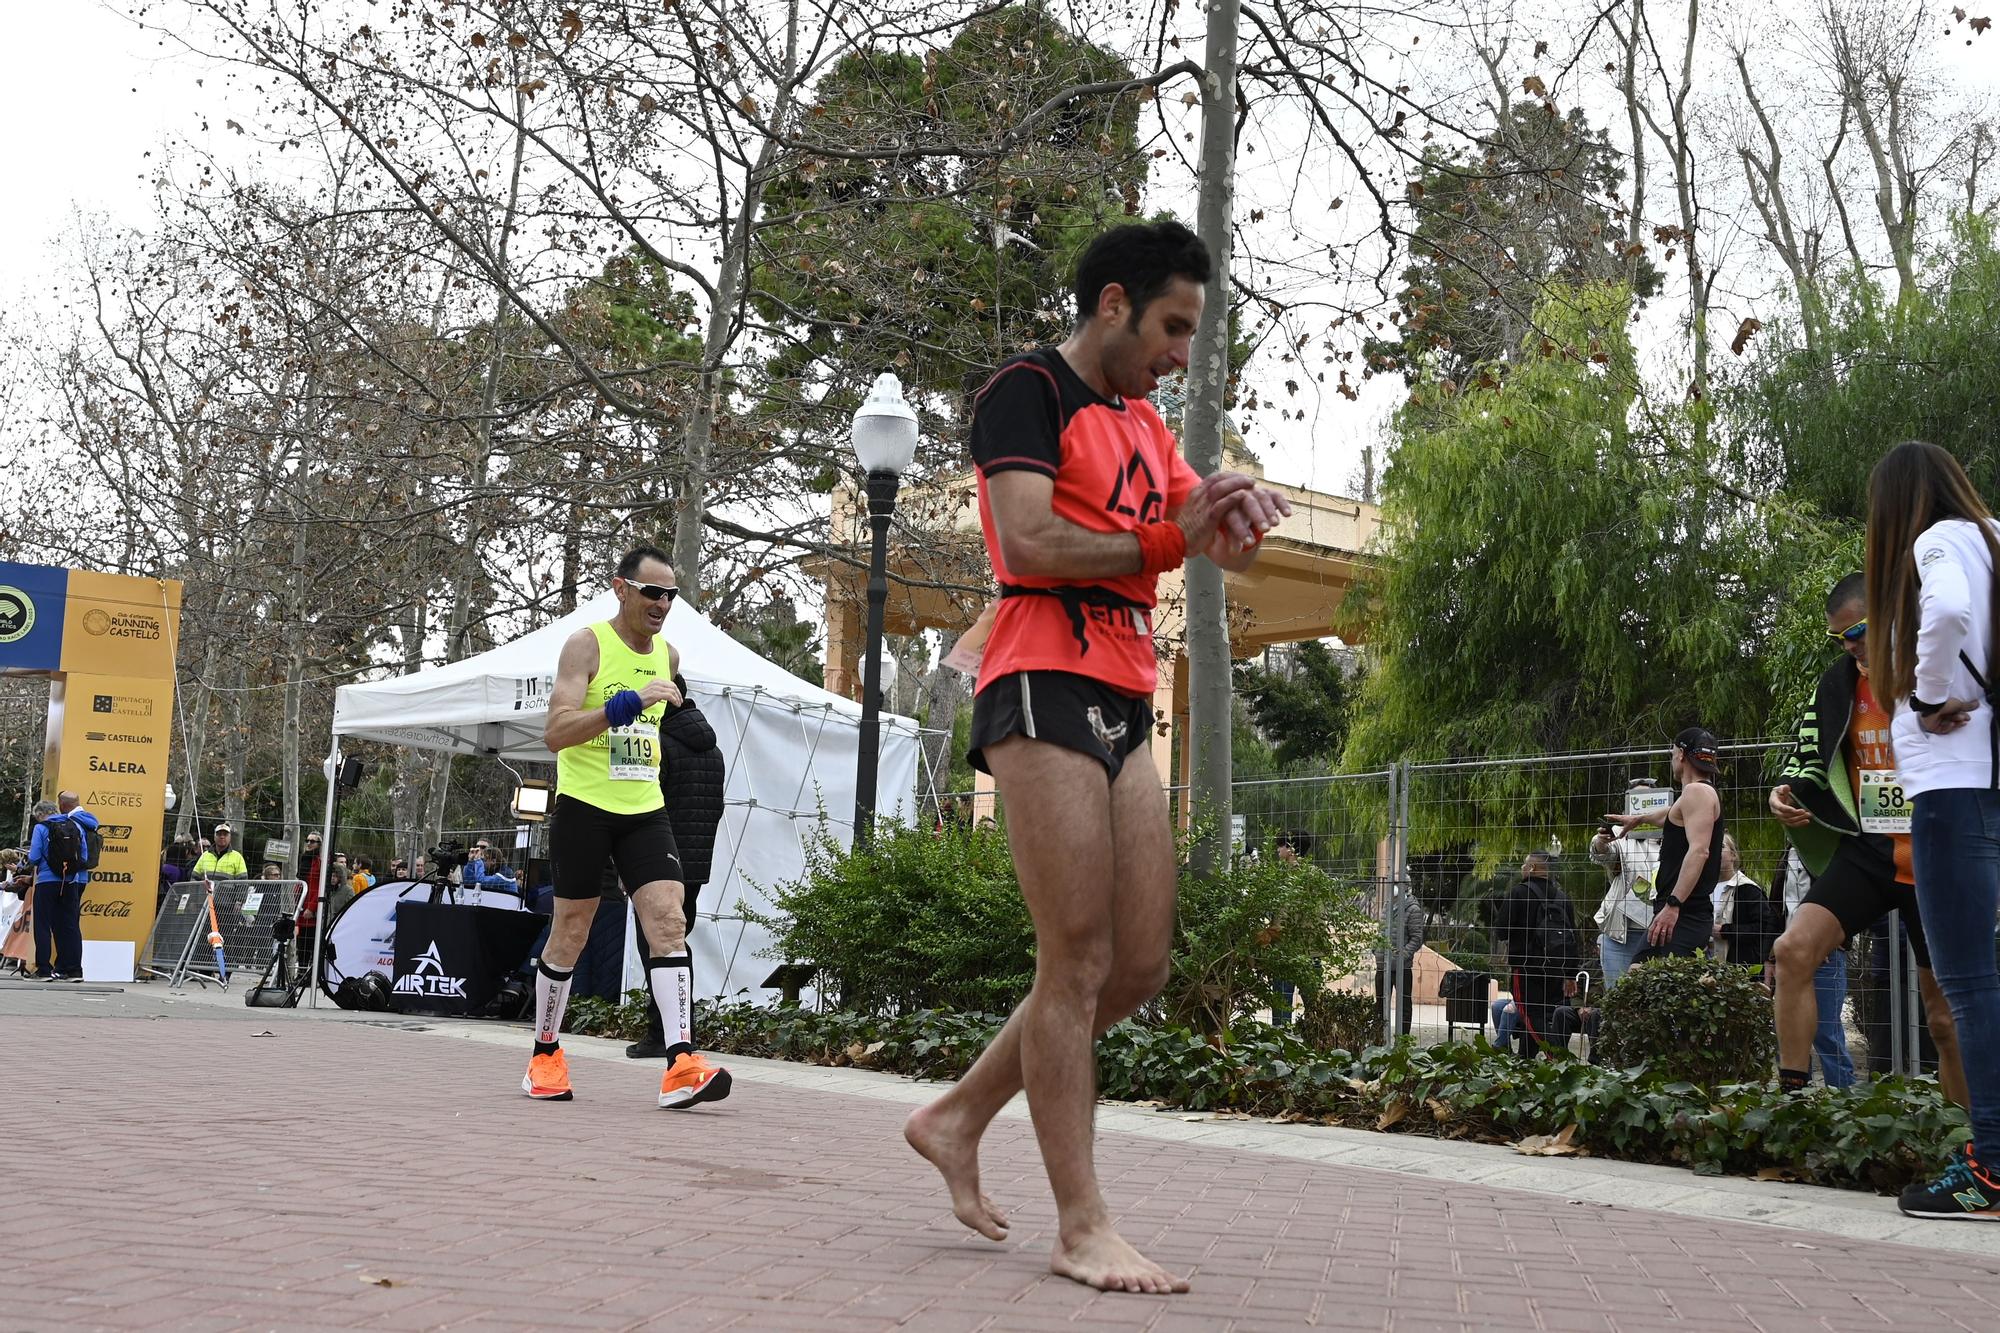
[427,842,468,876]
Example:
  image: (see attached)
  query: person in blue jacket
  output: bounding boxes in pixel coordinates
[464,840,522,895]
[26,792,98,981]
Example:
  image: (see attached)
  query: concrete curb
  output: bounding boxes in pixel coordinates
[398,1010,2000,1259]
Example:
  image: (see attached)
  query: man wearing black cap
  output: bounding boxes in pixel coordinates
[1605,728,1724,958]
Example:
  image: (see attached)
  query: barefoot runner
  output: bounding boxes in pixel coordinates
[524,546,731,1110]
[904,221,1289,1294]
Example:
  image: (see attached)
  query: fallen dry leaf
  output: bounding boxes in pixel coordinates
[1512,1134,1580,1157]
[1514,1123,1583,1157]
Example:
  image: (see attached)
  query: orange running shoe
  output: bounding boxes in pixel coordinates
[658,1051,732,1109]
[522,1048,574,1100]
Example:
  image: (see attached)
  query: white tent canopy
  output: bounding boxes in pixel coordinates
[329,593,921,999]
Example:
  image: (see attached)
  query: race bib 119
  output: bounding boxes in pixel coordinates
[607,724,660,782]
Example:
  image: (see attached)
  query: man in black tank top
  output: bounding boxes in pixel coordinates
[1605,728,1725,959]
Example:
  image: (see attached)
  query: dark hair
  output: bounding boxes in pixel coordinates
[1825,572,1865,617]
[1073,221,1211,327]
[1865,440,2000,701]
[615,545,672,579]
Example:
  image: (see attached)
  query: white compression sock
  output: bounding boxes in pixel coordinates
[646,952,694,1056]
[534,960,574,1046]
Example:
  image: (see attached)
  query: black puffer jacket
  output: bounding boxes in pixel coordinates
[659,692,727,886]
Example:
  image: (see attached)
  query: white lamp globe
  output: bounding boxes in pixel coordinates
[851,372,918,476]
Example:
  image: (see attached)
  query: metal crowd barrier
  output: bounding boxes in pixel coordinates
[142,879,304,988]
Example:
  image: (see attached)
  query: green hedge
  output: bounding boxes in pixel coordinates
[747,819,1381,1033]
[691,999,1965,1194]
[1598,956,1777,1086]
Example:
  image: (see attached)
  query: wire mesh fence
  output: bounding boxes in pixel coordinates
[1391,741,1933,1084]
[910,738,1941,1087]
[151,735,1951,1091]
[158,819,542,885]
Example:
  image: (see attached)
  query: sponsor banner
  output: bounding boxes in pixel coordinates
[0,561,69,673]
[60,568,182,680]
[321,881,530,1001]
[510,673,555,714]
[56,671,176,949]
[393,940,470,999]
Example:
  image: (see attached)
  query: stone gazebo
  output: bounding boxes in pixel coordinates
[818,448,1381,813]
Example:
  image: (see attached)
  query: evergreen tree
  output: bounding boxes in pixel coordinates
[1343,282,1777,771]
[1233,641,1357,768]
[1367,105,1661,390]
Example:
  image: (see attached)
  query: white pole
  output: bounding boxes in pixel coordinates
[308,741,340,1008]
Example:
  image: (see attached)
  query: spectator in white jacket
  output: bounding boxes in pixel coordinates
[1588,809,1659,988]
[1865,440,2000,1222]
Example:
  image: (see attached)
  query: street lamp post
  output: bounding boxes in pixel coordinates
[850,372,918,849]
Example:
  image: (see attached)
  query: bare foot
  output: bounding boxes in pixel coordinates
[1051,1227,1190,1294]
[904,1103,1009,1240]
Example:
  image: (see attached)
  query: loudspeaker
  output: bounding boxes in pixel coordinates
[338,757,366,791]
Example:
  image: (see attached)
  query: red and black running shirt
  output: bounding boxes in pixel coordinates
[969,348,1201,698]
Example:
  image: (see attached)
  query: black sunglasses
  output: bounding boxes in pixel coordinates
[623,580,679,604]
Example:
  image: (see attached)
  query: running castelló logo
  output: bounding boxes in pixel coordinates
[0,586,32,645]
[81,607,162,640]
[393,940,468,998]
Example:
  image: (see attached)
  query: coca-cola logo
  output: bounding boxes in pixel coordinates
[82,900,134,918]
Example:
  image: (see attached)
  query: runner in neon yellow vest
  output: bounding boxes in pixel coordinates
[520,545,731,1110]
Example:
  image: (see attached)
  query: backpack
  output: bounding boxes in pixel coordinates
[1522,881,1575,972]
[44,817,101,879]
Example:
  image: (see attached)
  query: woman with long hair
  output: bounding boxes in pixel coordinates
[1865,439,2000,1221]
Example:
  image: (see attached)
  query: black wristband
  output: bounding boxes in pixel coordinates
[1912,697,1946,717]
[1660,897,1682,910]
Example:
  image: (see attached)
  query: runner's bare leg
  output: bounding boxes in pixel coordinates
[905,736,1185,1293]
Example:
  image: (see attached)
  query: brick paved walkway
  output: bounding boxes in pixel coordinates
[6,1006,2000,1331]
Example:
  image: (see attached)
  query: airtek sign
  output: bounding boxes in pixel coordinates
[392,941,468,999]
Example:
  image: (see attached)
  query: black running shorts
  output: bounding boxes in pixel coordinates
[1802,838,1932,970]
[550,794,684,901]
[967,669,1154,780]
